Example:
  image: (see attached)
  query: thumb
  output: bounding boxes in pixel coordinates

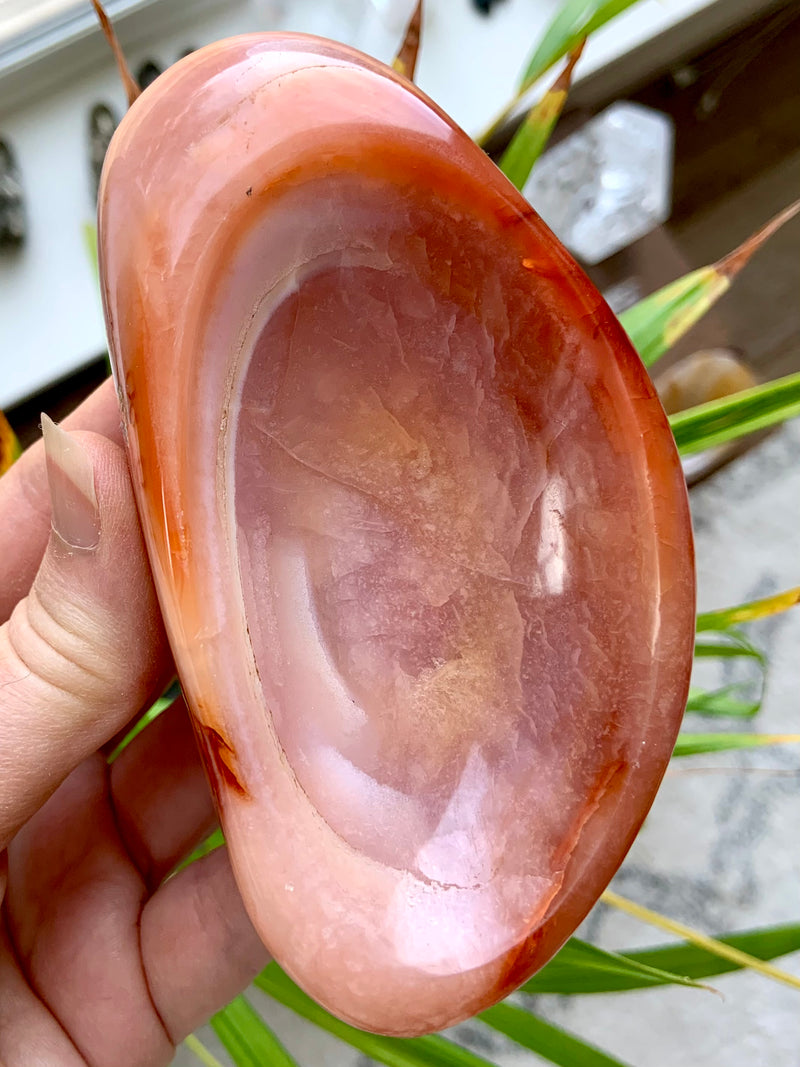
[0,416,171,851]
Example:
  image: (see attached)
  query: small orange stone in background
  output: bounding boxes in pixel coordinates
[655,347,758,415]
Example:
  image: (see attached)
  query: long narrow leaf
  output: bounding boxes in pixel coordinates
[621,199,800,367]
[669,371,800,455]
[621,267,724,369]
[522,938,705,995]
[392,0,423,82]
[174,826,225,875]
[527,924,800,995]
[106,693,175,763]
[210,995,298,1067]
[692,644,761,661]
[518,0,639,92]
[684,687,760,719]
[602,891,800,991]
[623,924,800,983]
[90,0,141,106]
[480,1001,632,1067]
[256,964,497,1067]
[690,630,766,718]
[0,410,21,475]
[693,632,765,663]
[696,587,800,632]
[673,732,800,757]
[479,0,640,146]
[183,1034,227,1067]
[499,40,584,190]
[83,221,100,281]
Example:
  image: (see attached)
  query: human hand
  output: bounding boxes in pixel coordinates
[0,380,268,1066]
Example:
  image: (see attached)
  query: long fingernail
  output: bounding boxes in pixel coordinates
[41,414,101,550]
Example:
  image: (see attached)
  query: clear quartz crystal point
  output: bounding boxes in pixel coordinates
[523,102,674,266]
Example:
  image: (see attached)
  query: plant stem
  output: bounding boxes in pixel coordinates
[183,1033,227,1067]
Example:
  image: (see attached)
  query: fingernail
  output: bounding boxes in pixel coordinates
[41,414,101,550]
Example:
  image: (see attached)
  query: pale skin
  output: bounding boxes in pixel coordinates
[0,379,268,1067]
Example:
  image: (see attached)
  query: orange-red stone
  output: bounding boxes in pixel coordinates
[99,35,695,1036]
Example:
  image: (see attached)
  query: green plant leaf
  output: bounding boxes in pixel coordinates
[174,827,225,875]
[668,371,800,455]
[480,1001,632,1067]
[210,994,298,1067]
[623,923,800,983]
[693,632,765,663]
[620,267,724,368]
[601,891,800,991]
[106,694,174,763]
[525,924,800,994]
[696,587,800,632]
[256,963,496,1067]
[691,627,768,721]
[673,732,800,757]
[499,41,584,190]
[522,938,704,995]
[479,0,640,146]
[690,630,766,718]
[518,0,639,92]
[620,199,800,367]
[83,221,99,281]
[183,1034,227,1067]
[684,686,760,719]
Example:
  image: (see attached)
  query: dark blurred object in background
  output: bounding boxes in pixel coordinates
[89,103,118,202]
[136,59,163,90]
[472,0,506,15]
[0,138,26,250]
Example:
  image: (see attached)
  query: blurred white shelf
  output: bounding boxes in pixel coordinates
[0,0,785,407]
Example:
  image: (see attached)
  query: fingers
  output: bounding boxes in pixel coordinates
[5,757,175,1067]
[0,377,121,623]
[142,847,269,1043]
[0,419,171,851]
[110,696,217,890]
[7,754,264,1060]
[0,917,87,1067]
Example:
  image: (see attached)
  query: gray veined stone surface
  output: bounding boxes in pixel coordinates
[524,102,674,266]
[174,420,800,1066]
